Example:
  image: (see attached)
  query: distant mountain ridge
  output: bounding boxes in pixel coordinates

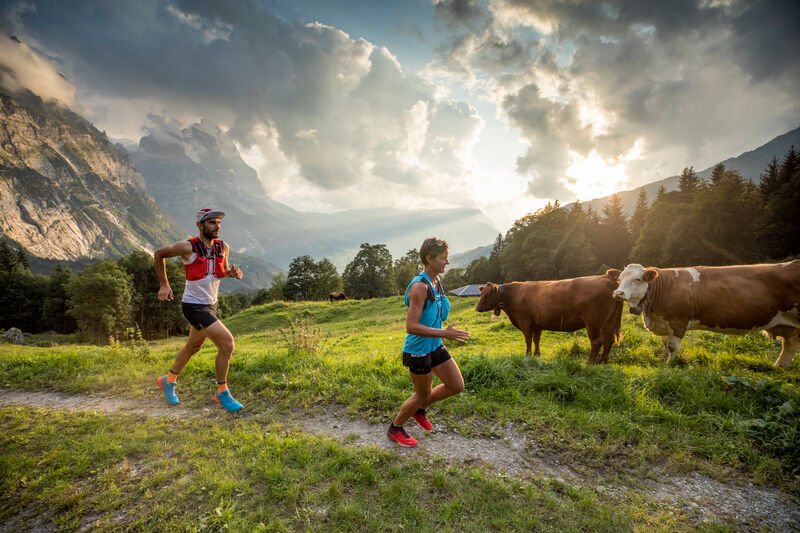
[0,89,184,259]
[449,244,492,269]
[571,125,800,215]
[128,122,499,269]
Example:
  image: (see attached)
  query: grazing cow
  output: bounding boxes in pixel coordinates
[328,291,348,303]
[475,270,623,363]
[612,262,800,368]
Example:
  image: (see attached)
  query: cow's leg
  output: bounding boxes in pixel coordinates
[665,336,683,365]
[532,330,542,357]
[661,336,670,357]
[513,317,533,356]
[774,328,800,369]
[522,328,533,356]
[599,333,613,364]
[586,325,602,364]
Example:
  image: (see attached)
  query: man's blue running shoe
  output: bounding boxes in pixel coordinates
[214,390,243,412]
[156,375,180,405]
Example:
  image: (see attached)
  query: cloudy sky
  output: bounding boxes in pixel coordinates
[2,0,798,231]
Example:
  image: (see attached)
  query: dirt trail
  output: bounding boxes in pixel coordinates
[2,388,799,531]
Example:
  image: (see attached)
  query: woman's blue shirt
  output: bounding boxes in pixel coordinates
[402,271,451,355]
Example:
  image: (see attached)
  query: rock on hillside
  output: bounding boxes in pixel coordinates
[0,89,183,260]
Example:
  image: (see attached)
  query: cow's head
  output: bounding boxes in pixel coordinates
[613,264,658,315]
[475,283,502,316]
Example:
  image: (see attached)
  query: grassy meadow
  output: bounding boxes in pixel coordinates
[2,295,799,530]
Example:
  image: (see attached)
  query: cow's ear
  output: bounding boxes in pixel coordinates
[606,268,621,282]
[479,285,485,293]
[643,269,659,282]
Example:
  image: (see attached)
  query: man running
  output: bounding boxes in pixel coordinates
[154,208,244,412]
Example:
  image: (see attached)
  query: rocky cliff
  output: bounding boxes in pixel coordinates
[0,89,184,260]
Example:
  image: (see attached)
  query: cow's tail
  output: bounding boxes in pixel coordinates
[609,299,624,345]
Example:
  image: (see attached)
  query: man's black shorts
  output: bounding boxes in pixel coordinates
[182,302,219,330]
[402,345,452,375]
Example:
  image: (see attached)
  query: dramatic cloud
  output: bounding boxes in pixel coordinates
[434,0,489,29]
[3,0,797,226]
[3,0,484,210]
[428,0,800,199]
[0,35,76,105]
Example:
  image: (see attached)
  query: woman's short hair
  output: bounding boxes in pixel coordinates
[420,237,448,265]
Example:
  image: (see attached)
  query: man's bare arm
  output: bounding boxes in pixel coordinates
[154,241,193,301]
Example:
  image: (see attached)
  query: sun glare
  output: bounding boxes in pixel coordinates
[562,141,643,200]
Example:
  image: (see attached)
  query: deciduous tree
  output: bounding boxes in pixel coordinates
[67,260,133,343]
[343,243,395,299]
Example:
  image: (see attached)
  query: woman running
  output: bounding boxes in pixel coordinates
[387,237,470,447]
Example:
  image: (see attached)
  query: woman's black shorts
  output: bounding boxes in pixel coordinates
[182,302,219,330]
[402,345,452,375]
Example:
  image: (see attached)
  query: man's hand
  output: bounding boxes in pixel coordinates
[228,264,244,280]
[158,285,174,302]
[443,324,470,342]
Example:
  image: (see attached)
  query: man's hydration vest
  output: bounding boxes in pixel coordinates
[182,237,226,304]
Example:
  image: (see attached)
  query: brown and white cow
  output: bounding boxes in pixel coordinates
[475,271,624,363]
[612,262,800,368]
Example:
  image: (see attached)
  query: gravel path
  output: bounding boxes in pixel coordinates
[2,388,799,531]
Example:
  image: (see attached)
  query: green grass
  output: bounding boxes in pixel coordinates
[1,407,695,531]
[2,296,799,528]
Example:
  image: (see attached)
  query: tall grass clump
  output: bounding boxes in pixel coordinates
[723,375,800,475]
[280,314,325,356]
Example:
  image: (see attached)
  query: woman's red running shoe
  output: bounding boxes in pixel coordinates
[413,408,433,431]
[387,424,418,447]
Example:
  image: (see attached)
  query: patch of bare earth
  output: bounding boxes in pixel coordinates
[2,388,799,531]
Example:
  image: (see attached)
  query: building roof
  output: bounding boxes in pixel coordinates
[448,284,484,297]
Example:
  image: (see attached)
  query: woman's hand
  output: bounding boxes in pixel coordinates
[443,324,470,342]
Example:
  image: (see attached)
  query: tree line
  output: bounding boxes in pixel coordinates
[3,147,797,342]
[454,146,800,284]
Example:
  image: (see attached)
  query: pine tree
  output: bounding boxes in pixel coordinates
[14,244,31,273]
[710,163,726,185]
[678,166,702,193]
[0,241,16,272]
[629,189,649,245]
[759,156,781,198]
[594,194,632,269]
[779,146,799,183]
[487,233,504,282]
[762,146,800,259]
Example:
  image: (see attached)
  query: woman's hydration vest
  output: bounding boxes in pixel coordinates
[402,271,451,355]
[182,237,226,305]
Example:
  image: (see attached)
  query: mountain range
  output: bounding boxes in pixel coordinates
[1,80,796,287]
[0,87,499,285]
[0,89,183,260]
[126,119,499,269]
